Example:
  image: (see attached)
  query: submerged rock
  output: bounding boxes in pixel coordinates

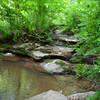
[40,59,73,74]
[54,75,94,95]
[28,46,74,60]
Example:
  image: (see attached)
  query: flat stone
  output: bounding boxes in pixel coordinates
[28,46,74,60]
[13,43,35,51]
[59,35,79,42]
[67,91,95,100]
[27,90,67,100]
[53,34,79,43]
[28,51,49,60]
[26,90,95,100]
[11,43,74,60]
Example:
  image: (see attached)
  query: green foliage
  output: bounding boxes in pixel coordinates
[75,64,91,78]
[45,59,54,63]
[0,0,67,41]
[55,61,67,66]
[0,0,99,44]
[75,63,100,80]
[0,1,100,97]
[74,0,100,56]
[86,91,100,100]
[0,20,11,37]
[88,64,100,80]
[67,0,100,81]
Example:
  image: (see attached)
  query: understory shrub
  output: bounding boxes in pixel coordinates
[74,0,100,56]
[75,63,100,79]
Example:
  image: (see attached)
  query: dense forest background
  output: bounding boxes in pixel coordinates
[0,0,100,54]
[0,0,100,99]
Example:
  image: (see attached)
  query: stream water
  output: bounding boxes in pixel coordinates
[0,56,94,100]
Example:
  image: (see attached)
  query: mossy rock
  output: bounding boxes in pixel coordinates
[55,60,68,66]
[55,60,73,73]
[41,59,74,74]
[0,44,12,52]
[45,59,55,63]
[15,48,27,55]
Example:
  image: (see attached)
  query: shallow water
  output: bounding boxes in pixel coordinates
[0,56,94,100]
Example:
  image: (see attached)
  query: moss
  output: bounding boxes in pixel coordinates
[45,59,55,63]
[55,60,67,66]
[0,44,12,52]
[55,60,74,74]
[16,48,27,55]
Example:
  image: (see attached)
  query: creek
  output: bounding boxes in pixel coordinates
[0,56,94,100]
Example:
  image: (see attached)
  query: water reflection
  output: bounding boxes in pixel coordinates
[0,61,58,100]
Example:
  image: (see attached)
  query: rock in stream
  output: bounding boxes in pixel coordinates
[40,59,73,74]
[27,90,95,100]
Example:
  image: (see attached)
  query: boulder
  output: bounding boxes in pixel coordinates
[40,59,73,74]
